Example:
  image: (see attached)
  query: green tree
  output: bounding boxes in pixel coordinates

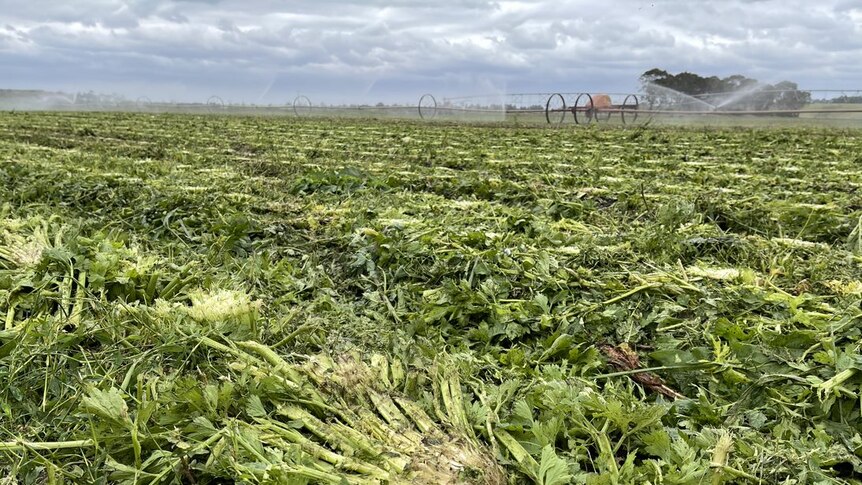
[639,69,810,115]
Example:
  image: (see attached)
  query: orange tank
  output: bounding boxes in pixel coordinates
[589,94,612,109]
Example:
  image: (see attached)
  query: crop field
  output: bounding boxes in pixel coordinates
[1,112,862,484]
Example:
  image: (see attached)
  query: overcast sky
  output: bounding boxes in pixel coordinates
[1,0,860,104]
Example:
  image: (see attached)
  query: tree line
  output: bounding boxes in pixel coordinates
[640,69,811,115]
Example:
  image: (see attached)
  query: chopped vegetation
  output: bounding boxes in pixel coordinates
[1,111,861,483]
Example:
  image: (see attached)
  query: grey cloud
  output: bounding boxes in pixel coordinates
[0,0,860,103]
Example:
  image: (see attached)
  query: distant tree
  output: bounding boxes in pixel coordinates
[722,74,758,91]
[830,95,862,104]
[640,68,670,85]
[639,69,810,116]
[770,81,810,113]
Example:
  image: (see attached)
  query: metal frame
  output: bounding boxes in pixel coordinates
[545,93,566,125]
[418,94,438,120]
[621,94,639,125]
[207,96,225,113]
[573,93,594,125]
[293,96,312,116]
[37,89,860,121]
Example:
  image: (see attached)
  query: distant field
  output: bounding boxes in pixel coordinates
[4,93,861,128]
[800,103,862,120]
[1,112,861,483]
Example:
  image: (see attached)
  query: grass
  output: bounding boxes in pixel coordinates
[0,111,861,483]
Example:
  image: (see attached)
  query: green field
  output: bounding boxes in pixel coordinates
[1,112,861,484]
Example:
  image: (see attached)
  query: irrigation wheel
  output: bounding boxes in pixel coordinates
[621,94,639,125]
[545,93,566,125]
[207,96,225,113]
[293,95,312,117]
[418,94,438,120]
[573,93,594,125]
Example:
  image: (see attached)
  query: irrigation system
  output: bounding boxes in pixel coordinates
[418,89,862,124]
[4,88,862,125]
[206,96,225,113]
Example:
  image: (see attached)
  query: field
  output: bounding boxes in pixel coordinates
[1,112,861,484]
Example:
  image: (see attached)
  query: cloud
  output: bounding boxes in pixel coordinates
[1,0,860,103]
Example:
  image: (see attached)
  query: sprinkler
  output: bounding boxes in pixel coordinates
[544,93,640,125]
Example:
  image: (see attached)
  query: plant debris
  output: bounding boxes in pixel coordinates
[600,343,685,400]
[1,112,861,483]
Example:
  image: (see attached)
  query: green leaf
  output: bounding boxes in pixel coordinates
[246,395,267,418]
[531,417,562,448]
[642,429,673,460]
[512,400,534,427]
[533,293,550,314]
[536,445,573,485]
[81,387,132,429]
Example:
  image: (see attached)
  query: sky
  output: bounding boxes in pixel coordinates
[1,0,861,104]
